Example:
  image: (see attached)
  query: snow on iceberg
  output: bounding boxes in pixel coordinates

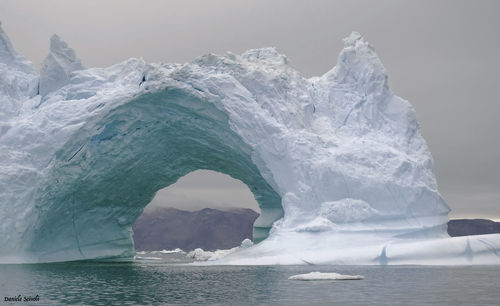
[289,272,364,281]
[0,22,499,264]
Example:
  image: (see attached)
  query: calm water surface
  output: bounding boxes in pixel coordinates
[1,261,499,305]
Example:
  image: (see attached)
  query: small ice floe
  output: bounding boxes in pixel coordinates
[134,256,162,261]
[288,272,364,281]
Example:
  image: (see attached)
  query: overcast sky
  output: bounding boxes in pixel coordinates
[1,0,498,219]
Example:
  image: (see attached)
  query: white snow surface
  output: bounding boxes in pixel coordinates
[289,272,364,281]
[0,23,499,264]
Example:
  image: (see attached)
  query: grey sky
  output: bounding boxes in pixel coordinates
[143,170,260,213]
[1,0,498,219]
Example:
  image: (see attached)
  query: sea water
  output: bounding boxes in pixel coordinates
[1,260,499,305]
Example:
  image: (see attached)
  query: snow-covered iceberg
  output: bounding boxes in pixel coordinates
[0,22,499,264]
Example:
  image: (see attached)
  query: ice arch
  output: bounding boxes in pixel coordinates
[29,88,283,262]
[1,24,499,264]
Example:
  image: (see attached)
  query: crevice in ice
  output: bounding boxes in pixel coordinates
[464,239,473,263]
[67,143,85,162]
[477,238,500,257]
[341,96,367,127]
[71,197,85,258]
[299,258,316,266]
[340,172,352,199]
[375,245,389,265]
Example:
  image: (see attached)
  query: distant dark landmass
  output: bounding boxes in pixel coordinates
[133,207,259,251]
[133,209,500,251]
[447,219,500,237]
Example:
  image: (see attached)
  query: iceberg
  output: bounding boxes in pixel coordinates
[0,22,499,264]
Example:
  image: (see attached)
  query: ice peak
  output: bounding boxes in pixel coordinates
[49,34,80,62]
[39,34,84,96]
[343,31,363,47]
[0,21,16,62]
[333,31,389,97]
[50,34,65,50]
[0,21,35,74]
[0,21,38,112]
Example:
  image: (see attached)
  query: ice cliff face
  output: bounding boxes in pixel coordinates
[0,23,499,264]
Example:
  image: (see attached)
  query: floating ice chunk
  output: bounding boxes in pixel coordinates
[187,248,216,261]
[187,239,254,261]
[159,248,185,254]
[240,239,254,248]
[134,256,162,261]
[288,272,364,281]
[186,247,238,261]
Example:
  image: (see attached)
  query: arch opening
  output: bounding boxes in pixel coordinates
[133,169,261,252]
[144,170,261,214]
[29,88,283,262]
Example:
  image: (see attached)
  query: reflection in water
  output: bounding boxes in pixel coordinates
[1,262,499,305]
